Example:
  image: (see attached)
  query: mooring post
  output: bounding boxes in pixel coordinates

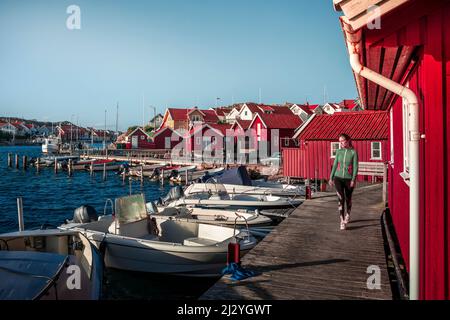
[185,169,189,186]
[17,197,24,232]
[22,155,28,170]
[7,153,12,167]
[140,165,144,185]
[161,169,164,186]
[129,177,132,195]
[68,159,73,177]
[54,158,58,174]
[36,158,40,173]
[15,154,19,169]
[103,163,107,181]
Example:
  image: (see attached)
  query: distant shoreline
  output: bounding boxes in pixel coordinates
[0,142,40,147]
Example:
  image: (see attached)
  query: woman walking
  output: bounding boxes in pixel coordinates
[329,134,359,230]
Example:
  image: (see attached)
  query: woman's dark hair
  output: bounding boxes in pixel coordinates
[339,133,353,147]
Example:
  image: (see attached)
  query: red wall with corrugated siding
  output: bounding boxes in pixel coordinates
[283,140,388,181]
[371,2,450,299]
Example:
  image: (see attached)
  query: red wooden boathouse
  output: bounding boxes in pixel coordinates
[283,111,389,181]
[335,0,450,299]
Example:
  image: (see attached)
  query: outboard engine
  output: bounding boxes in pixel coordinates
[72,205,98,223]
[149,168,160,180]
[169,170,179,179]
[146,201,159,214]
[161,186,184,204]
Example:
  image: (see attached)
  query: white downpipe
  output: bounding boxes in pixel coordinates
[344,28,420,300]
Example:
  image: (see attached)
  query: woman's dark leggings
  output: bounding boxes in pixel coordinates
[334,177,354,219]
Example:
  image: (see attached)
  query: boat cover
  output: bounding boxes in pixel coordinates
[213,166,252,186]
[0,251,68,300]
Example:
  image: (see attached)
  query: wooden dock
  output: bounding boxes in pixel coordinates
[201,184,393,300]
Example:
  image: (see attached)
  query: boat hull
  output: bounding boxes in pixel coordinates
[76,230,254,276]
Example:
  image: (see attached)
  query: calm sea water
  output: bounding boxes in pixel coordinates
[0,146,172,233]
[0,146,218,299]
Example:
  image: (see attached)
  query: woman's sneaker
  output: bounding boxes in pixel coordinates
[340,219,346,230]
[344,214,350,224]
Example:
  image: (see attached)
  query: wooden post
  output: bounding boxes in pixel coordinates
[68,159,73,177]
[7,153,12,167]
[140,165,144,185]
[22,156,27,170]
[17,197,24,232]
[287,176,291,185]
[382,163,388,206]
[90,162,94,176]
[161,169,164,186]
[15,154,19,169]
[54,158,58,174]
[36,158,40,173]
[122,170,126,184]
[103,163,107,181]
[129,177,132,195]
[185,169,189,186]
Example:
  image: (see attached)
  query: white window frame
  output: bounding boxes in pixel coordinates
[331,142,340,158]
[165,136,171,149]
[371,141,382,160]
[284,138,289,147]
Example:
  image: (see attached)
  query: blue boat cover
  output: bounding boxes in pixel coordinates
[0,251,68,300]
[214,166,252,186]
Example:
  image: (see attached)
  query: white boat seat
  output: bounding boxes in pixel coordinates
[108,218,152,238]
[183,237,217,247]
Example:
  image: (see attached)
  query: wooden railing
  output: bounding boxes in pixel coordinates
[358,161,388,205]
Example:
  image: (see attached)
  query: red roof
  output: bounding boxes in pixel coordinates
[291,104,313,115]
[256,113,303,129]
[201,110,219,122]
[340,99,359,110]
[213,107,232,117]
[232,120,252,130]
[297,111,388,140]
[189,123,230,136]
[168,108,189,121]
[169,108,219,123]
[308,104,320,110]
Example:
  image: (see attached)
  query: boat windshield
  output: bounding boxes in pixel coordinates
[115,194,148,224]
[202,182,230,200]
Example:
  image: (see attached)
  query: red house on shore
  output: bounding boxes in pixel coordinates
[334,0,450,299]
[125,127,154,149]
[283,111,389,181]
[152,127,183,150]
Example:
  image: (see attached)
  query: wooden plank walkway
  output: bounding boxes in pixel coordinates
[201,184,393,300]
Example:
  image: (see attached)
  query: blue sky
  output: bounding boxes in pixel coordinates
[0,0,356,130]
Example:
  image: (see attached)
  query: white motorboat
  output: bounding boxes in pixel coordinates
[60,194,257,276]
[147,205,272,228]
[184,182,304,197]
[163,165,197,180]
[126,164,167,177]
[41,136,60,154]
[0,229,103,300]
[165,184,302,210]
[169,167,225,183]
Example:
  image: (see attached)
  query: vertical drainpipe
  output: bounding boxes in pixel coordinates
[341,19,421,300]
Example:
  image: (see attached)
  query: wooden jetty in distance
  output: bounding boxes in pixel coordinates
[201,184,393,300]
